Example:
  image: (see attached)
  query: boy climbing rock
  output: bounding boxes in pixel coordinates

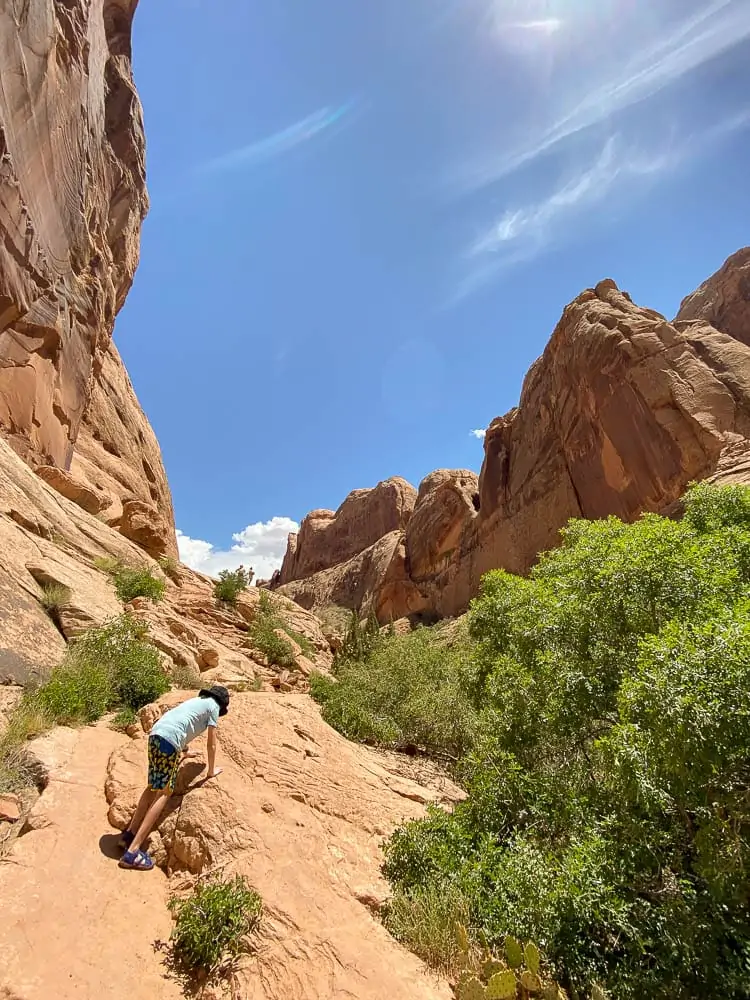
[118,685,230,871]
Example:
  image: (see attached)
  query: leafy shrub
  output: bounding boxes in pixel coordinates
[213,566,252,605]
[109,706,138,732]
[168,874,262,974]
[311,624,477,757]
[380,484,750,998]
[95,556,166,603]
[113,565,166,603]
[246,590,303,668]
[158,556,181,583]
[36,614,167,725]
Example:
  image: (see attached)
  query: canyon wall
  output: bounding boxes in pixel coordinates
[0,0,176,559]
[274,257,750,621]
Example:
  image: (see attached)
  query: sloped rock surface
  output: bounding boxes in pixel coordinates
[107,692,459,1000]
[0,0,147,470]
[676,246,750,346]
[71,341,178,558]
[276,273,750,621]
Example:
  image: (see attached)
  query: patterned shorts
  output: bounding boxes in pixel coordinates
[147,735,180,793]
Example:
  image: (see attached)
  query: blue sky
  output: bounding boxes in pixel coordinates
[117,0,750,578]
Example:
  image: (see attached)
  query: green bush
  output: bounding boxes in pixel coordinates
[213,566,251,605]
[246,590,305,668]
[381,882,471,976]
[311,623,477,757]
[168,874,262,974]
[109,706,138,732]
[36,614,168,725]
[113,565,166,603]
[95,556,166,603]
[379,483,750,998]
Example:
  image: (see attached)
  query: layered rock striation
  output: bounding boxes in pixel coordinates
[275,263,750,621]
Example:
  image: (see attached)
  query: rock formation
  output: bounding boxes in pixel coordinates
[275,265,750,621]
[0,0,148,470]
[0,0,177,561]
[676,247,750,346]
[278,477,417,584]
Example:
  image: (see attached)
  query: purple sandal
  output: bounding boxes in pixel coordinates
[119,848,154,871]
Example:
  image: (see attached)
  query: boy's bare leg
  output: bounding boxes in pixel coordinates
[130,791,170,854]
[125,787,157,837]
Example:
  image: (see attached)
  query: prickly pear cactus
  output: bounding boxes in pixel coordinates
[504,935,524,970]
[524,941,540,975]
[486,969,517,999]
[458,975,487,1000]
[482,959,505,980]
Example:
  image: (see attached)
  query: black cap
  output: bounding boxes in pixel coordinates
[200,684,230,716]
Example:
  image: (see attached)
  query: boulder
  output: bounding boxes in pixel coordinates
[34,467,105,515]
[119,498,173,559]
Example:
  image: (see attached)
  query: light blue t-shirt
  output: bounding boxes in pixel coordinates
[150,696,219,751]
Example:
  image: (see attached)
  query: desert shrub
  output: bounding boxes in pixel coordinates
[382,882,472,976]
[311,623,477,757]
[158,556,181,583]
[246,590,306,668]
[169,660,202,690]
[109,706,138,732]
[38,582,71,629]
[381,483,750,998]
[339,608,382,661]
[0,699,51,793]
[213,566,251,605]
[113,565,165,603]
[168,874,262,974]
[36,614,167,725]
[95,556,166,603]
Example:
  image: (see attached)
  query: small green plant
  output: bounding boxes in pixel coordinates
[339,609,381,662]
[169,661,202,690]
[113,565,166,603]
[382,882,472,976]
[0,697,51,794]
[95,556,166,603]
[110,706,138,732]
[38,581,71,619]
[246,590,302,668]
[168,874,262,974]
[213,566,252,605]
[158,556,181,583]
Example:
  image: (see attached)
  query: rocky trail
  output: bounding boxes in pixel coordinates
[1,693,461,1000]
[0,725,182,1000]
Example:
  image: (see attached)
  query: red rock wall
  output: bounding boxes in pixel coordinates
[0,0,146,465]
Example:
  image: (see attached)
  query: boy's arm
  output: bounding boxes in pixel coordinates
[206,727,222,778]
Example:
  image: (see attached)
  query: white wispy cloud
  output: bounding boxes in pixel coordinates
[197,101,356,175]
[453,106,750,300]
[176,516,298,580]
[470,428,487,439]
[462,0,750,190]
[498,18,563,35]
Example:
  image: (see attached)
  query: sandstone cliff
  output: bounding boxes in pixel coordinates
[0,0,147,469]
[675,247,750,346]
[274,260,750,621]
[0,0,177,561]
